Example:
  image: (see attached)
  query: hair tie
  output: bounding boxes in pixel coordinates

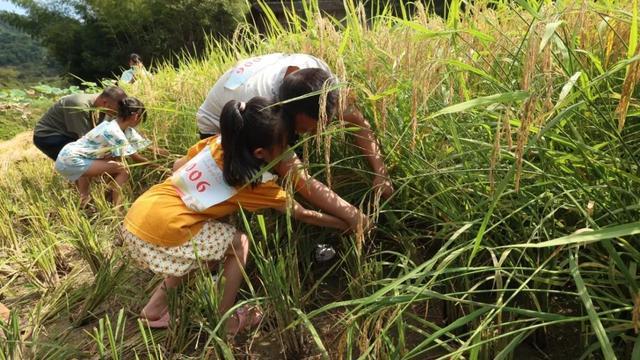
[238,102,246,113]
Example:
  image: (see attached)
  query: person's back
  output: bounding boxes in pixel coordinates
[58,119,149,161]
[35,93,100,139]
[33,86,127,161]
[197,53,331,136]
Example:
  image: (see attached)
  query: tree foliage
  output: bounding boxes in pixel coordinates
[0,0,248,81]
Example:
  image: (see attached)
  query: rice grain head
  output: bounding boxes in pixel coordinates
[489,113,503,193]
[515,96,537,192]
[615,50,640,131]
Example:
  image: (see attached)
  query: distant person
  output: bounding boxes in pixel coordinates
[55,97,153,206]
[194,53,393,238]
[120,53,150,84]
[124,97,348,331]
[33,86,127,161]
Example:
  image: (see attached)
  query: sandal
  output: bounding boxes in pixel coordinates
[228,305,263,336]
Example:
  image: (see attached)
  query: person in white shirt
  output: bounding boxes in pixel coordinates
[190,53,393,238]
[197,53,332,136]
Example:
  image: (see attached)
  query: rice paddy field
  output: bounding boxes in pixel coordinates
[2,0,640,358]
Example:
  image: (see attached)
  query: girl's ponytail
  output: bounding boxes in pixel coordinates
[117,97,147,122]
[220,97,288,187]
[117,98,127,117]
[221,100,258,186]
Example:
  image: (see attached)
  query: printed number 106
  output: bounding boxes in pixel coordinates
[185,163,210,192]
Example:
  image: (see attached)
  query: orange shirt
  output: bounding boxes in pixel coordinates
[124,137,288,247]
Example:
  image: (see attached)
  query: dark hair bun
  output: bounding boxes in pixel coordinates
[118,97,147,122]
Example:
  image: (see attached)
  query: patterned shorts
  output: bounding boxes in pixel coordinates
[122,220,236,277]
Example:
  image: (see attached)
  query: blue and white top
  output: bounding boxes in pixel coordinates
[55,120,150,181]
[120,69,135,84]
[59,120,150,160]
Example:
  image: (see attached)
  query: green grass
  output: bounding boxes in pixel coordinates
[2,0,640,358]
[0,98,50,140]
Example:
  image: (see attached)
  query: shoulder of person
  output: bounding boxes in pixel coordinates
[91,119,115,132]
[61,93,98,107]
[125,126,145,140]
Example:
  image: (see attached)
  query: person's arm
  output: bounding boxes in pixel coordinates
[129,153,149,164]
[133,130,171,157]
[149,146,170,157]
[172,156,189,172]
[275,155,370,232]
[171,137,213,172]
[341,105,394,199]
[129,153,164,169]
[276,201,349,231]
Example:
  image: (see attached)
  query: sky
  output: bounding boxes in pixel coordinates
[0,1,25,15]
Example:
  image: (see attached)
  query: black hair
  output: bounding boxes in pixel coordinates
[220,97,288,187]
[100,86,127,102]
[129,53,142,65]
[278,68,338,129]
[117,97,147,123]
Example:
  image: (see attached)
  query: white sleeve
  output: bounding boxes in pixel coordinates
[197,70,235,135]
[196,104,220,135]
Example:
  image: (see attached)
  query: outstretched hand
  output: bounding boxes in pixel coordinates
[150,146,170,157]
[373,175,394,199]
[343,212,374,236]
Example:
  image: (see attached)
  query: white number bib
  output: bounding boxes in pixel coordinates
[172,140,237,212]
[224,55,280,90]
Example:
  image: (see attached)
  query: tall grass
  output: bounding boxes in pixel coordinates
[1,0,640,358]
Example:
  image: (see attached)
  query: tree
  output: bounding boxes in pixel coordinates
[0,0,247,82]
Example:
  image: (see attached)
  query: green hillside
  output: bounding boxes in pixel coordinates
[0,20,61,87]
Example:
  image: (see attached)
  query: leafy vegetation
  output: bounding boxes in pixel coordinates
[2,0,640,359]
[0,83,99,140]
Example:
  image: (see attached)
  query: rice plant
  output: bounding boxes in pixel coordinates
[2,0,640,358]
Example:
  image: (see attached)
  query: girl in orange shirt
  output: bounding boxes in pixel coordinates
[122,97,348,333]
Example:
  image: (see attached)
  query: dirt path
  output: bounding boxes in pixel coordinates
[0,130,44,174]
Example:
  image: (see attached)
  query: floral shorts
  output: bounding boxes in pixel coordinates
[122,220,236,277]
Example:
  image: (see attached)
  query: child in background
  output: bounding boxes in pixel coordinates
[120,53,149,84]
[54,97,153,206]
[122,97,349,333]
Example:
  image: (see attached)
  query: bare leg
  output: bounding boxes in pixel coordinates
[140,232,249,329]
[218,232,249,316]
[82,160,129,206]
[219,232,251,334]
[140,276,184,321]
[76,177,91,206]
[110,171,129,206]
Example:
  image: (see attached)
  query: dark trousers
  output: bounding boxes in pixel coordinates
[199,132,215,140]
[33,134,76,160]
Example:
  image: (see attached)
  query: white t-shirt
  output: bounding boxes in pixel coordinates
[196,53,333,135]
